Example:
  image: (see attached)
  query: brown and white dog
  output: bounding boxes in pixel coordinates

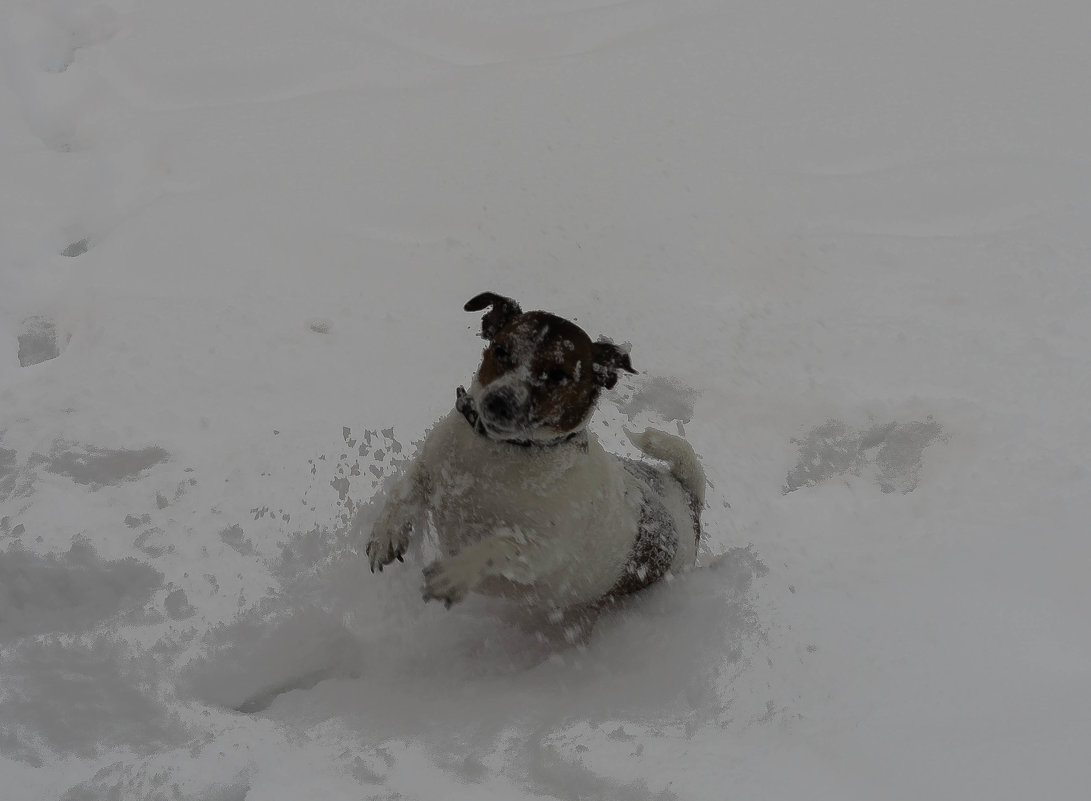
[365,292,704,610]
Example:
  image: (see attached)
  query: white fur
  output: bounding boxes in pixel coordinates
[366,410,701,609]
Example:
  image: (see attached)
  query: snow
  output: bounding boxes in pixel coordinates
[2,0,1090,798]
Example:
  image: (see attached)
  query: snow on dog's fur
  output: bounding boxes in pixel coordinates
[365,292,704,610]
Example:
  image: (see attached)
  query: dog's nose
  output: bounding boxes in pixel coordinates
[483,388,518,422]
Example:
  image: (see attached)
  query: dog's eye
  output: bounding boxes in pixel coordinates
[492,345,514,366]
[545,367,570,384]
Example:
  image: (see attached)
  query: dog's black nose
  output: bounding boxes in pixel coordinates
[483,388,518,422]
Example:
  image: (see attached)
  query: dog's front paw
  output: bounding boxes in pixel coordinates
[366,519,411,573]
[421,557,476,609]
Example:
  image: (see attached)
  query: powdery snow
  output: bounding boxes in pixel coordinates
[2,0,1090,799]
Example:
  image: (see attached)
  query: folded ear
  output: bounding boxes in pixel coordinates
[591,340,636,389]
[464,292,522,340]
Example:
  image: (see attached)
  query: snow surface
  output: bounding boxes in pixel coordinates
[3,0,1091,798]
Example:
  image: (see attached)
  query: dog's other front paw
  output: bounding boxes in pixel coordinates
[366,521,410,573]
[421,558,475,609]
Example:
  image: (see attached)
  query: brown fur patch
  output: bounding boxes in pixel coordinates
[605,461,681,598]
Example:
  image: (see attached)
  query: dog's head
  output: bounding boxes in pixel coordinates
[458,292,635,444]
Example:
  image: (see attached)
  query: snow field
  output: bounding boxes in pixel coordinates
[2,0,1091,799]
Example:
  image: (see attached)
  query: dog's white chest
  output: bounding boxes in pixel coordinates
[416,412,639,602]
[422,413,627,542]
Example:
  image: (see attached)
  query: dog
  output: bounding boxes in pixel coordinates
[365,292,704,611]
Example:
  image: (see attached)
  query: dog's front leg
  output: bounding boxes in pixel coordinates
[365,458,429,573]
[422,532,541,607]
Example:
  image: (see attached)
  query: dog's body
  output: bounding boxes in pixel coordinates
[366,293,703,610]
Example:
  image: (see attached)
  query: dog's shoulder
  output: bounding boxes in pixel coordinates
[417,409,477,461]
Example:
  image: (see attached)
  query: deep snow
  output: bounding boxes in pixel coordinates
[2,0,1091,799]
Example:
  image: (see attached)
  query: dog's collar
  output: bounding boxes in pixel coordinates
[455,386,586,450]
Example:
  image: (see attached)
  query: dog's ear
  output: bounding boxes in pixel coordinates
[591,339,636,389]
[464,292,522,340]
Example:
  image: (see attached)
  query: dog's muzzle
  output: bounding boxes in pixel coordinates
[481,387,521,427]
[459,380,531,435]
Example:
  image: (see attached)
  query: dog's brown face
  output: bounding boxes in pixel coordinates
[462,292,635,443]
